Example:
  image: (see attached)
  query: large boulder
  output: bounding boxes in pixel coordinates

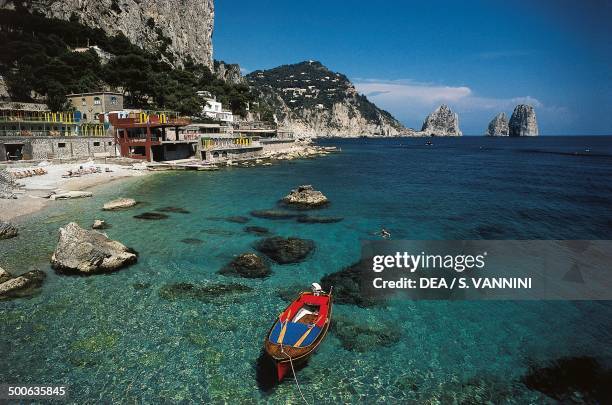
[51,222,137,274]
[219,253,271,278]
[92,219,109,230]
[486,112,509,136]
[0,269,46,300]
[0,221,18,239]
[254,236,315,264]
[281,185,329,208]
[103,198,137,210]
[420,104,462,136]
[509,104,539,136]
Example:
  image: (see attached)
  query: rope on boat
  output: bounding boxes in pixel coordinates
[280,344,311,405]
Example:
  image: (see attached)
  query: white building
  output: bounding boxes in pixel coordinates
[197,91,234,123]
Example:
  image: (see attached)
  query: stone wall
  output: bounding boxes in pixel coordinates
[0,137,116,162]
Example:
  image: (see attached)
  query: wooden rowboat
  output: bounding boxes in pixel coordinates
[264,284,333,382]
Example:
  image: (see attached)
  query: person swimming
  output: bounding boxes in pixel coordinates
[377,227,391,239]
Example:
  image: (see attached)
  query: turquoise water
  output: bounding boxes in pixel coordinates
[1,137,612,403]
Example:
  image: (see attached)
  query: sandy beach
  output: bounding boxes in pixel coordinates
[0,162,150,222]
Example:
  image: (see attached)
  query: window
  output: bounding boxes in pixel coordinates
[108,142,112,146]
[110,96,118,105]
[58,143,66,148]
[82,98,86,106]
[83,113,87,120]
[93,142,100,146]
[93,97,101,105]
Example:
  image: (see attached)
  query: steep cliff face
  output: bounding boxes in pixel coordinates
[2,0,214,68]
[418,104,462,136]
[509,104,538,136]
[486,112,509,136]
[247,61,405,138]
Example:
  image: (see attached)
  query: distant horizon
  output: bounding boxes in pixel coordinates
[214,1,612,136]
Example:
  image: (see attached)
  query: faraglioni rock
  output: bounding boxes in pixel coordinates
[420,104,462,136]
[51,222,137,274]
[509,104,539,137]
[486,113,510,136]
[281,185,329,208]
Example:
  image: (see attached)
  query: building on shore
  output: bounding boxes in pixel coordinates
[197,91,234,123]
[109,110,194,161]
[67,91,123,124]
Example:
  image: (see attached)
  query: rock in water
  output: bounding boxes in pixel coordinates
[133,212,168,220]
[244,226,271,235]
[92,219,109,230]
[250,210,301,220]
[420,104,462,136]
[51,222,137,274]
[509,104,539,136]
[219,253,271,278]
[254,236,315,264]
[282,185,329,208]
[103,198,137,210]
[486,113,510,136]
[0,266,11,284]
[0,269,46,300]
[50,191,93,200]
[0,221,18,239]
[320,261,377,307]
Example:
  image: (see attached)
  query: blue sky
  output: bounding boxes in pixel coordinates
[214,0,612,135]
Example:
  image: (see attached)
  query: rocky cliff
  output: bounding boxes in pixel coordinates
[214,61,245,85]
[486,112,509,136]
[417,104,462,136]
[509,104,539,136]
[247,61,405,138]
[1,0,214,68]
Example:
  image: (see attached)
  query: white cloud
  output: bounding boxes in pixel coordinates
[353,78,554,131]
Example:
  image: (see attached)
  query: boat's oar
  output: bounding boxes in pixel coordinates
[294,325,315,348]
[277,309,291,344]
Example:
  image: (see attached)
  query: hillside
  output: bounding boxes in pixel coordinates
[0,9,263,118]
[247,61,405,137]
[1,0,214,68]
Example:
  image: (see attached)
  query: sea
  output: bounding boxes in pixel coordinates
[1,136,611,403]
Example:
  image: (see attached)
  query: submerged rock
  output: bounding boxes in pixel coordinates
[250,209,302,220]
[132,282,151,290]
[244,226,271,235]
[157,206,190,214]
[50,190,93,200]
[159,282,253,302]
[0,269,46,300]
[225,216,250,224]
[486,112,509,136]
[509,104,539,137]
[51,222,137,274]
[0,221,18,239]
[420,104,462,136]
[103,198,137,210]
[92,219,109,230]
[320,261,377,307]
[521,356,612,403]
[254,236,315,264]
[219,253,271,278]
[181,238,204,245]
[333,315,401,352]
[296,215,343,224]
[281,185,329,208]
[276,284,305,301]
[133,212,169,220]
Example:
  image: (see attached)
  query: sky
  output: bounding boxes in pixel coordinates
[214,0,612,135]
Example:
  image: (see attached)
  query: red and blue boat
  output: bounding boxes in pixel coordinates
[264,283,333,381]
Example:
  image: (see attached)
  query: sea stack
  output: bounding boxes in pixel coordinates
[509,104,539,136]
[486,113,509,136]
[421,104,462,136]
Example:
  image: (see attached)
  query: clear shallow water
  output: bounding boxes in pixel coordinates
[1,136,612,403]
